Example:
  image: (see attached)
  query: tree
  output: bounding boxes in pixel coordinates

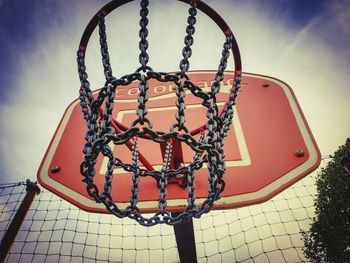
[303,138,350,262]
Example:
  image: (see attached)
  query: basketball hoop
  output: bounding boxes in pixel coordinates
[77,0,242,226]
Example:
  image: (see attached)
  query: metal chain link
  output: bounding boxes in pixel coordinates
[77,48,100,201]
[133,74,150,127]
[221,74,242,136]
[179,4,197,77]
[77,1,242,226]
[210,35,233,97]
[206,34,238,193]
[129,137,140,211]
[138,0,150,72]
[158,141,172,212]
[98,15,114,82]
[101,84,116,135]
[172,81,187,132]
[100,145,116,200]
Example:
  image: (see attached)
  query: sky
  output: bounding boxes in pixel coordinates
[0,0,349,185]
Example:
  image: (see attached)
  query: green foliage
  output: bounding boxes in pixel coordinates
[303,138,350,263]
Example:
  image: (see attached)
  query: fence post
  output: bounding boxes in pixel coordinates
[0,180,40,263]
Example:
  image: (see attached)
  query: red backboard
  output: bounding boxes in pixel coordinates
[37,71,321,213]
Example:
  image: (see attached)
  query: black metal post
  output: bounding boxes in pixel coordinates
[172,213,197,263]
[0,180,40,263]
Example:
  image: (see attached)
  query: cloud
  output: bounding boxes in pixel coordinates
[213,0,350,155]
[0,0,349,184]
[328,0,350,37]
[0,0,101,182]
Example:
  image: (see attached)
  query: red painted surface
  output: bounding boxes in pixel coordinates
[37,71,320,213]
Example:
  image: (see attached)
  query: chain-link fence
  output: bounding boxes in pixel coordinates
[1,166,323,263]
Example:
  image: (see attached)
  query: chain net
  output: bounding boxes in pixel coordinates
[77,0,242,225]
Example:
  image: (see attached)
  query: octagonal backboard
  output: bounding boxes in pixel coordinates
[37,71,321,213]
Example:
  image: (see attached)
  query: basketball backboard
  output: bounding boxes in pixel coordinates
[37,70,321,213]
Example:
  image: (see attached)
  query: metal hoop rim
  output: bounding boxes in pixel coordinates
[78,0,242,73]
[79,0,242,141]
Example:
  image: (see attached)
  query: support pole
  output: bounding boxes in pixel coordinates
[0,180,40,263]
[172,213,197,263]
